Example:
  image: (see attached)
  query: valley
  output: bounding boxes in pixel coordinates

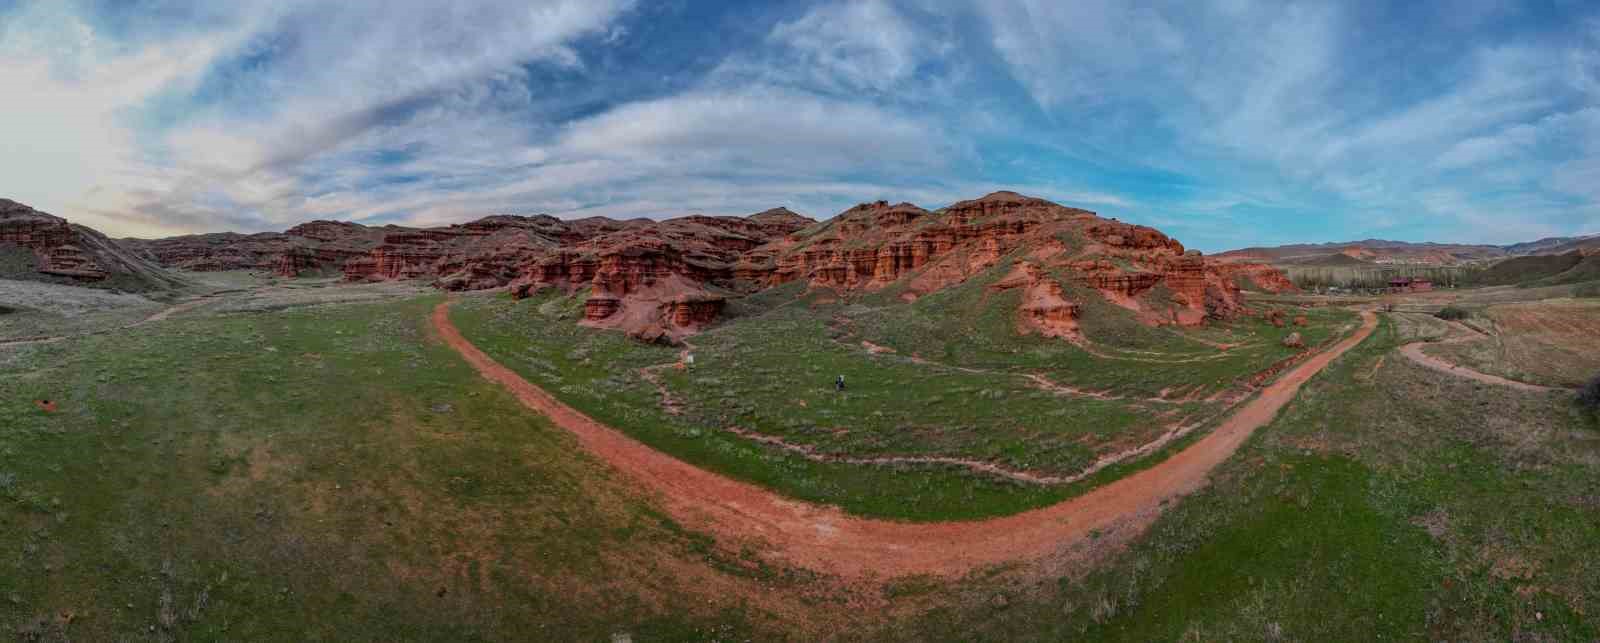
[3,192,1598,640]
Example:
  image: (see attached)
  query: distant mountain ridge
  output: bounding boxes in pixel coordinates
[1220,234,1600,266]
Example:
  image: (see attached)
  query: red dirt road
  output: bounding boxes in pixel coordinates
[1398,321,1570,393]
[434,301,1378,580]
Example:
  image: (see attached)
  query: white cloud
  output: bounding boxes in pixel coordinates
[980,0,1185,109]
[0,2,249,235]
[558,88,948,169]
[0,0,633,237]
[1434,124,1541,169]
[767,0,927,92]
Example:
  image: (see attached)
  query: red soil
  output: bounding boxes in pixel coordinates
[434,300,1376,580]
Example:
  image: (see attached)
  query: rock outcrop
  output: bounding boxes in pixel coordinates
[1,199,185,290]
[505,214,805,343]
[738,191,1287,331]
[123,220,387,275]
[107,189,1291,343]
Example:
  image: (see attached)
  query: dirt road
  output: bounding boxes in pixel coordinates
[1397,320,1570,393]
[0,288,248,348]
[434,301,1378,580]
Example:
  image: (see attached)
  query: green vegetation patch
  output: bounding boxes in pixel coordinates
[0,295,771,640]
[884,315,1600,640]
[1472,253,1583,287]
[452,276,1355,520]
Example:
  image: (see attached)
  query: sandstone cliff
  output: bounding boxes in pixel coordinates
[738,191,1292,334]
[0,199,185,291]
[108,190,1291,344]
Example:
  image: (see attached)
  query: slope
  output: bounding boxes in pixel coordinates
[0,199,187,292]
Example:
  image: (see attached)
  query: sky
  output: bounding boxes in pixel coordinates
[2,0,1598,251]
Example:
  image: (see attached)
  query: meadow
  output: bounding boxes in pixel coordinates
[0,292,793,641]
[875,313,1600,641]
[1423,298,1600,389]
[5,275,1597,640]
[450,270,1356,521]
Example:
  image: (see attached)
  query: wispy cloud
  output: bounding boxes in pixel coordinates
[0,0,1596,250]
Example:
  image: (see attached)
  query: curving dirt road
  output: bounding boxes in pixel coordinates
[0,288,248,348]
[1397,320,1570,393]
[434,301,1377,580]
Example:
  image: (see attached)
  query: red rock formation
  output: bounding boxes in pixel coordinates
[275,247,317,277]
[104,189,1293,343]
[38,244,108,279]
[285,220,371,242]
[2,199,180,289]
[666,296,724,328]
[991,261,1084,342]
[584,296,621,321]
[1210,260,1298,293]
[736,191,1286,331]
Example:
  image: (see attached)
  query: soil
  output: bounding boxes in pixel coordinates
[1397,320,1573,393]
[435,300,1379,580]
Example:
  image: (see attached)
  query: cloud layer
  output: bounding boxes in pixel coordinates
[1,0,1597,249]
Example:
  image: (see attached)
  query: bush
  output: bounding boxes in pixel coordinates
[1581,373,1600,415]
[1434,306,1470,321]
[1574,282,1600,298]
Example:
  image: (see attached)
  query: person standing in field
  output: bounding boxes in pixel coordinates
[835,374,846,391]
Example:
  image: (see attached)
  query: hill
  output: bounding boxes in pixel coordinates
[1218,239,1508,266]
[119,192,1293,344]
[1224,233,1600,268]
[1500,233,1600,256]
[1471,252,1587,286]
[0,199,187,292]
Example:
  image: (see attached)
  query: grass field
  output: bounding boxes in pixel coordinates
[1425,299,1600,388]
[5,278,1599,639]
[449,278,1355,521]
[876,314,1600,641]
[0,293,807,641]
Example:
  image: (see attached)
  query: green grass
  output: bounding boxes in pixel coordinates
[1528,254,1600,287]
[1473,253,1584,287]
[853,263,1356,398]
[449,277,1355,521]
[882,314,1600,641]
[7,282,1597,639]
[452,292,1106,521]
[0,295,775,640]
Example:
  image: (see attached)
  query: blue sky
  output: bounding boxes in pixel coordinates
[1,0,1598,251]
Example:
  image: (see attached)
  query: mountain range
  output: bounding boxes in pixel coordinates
[1219,235,1600,267]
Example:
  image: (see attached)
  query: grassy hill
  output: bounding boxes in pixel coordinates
[1471,252,1585,286]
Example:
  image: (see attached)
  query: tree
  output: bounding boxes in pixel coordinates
[1580,372,1600,416]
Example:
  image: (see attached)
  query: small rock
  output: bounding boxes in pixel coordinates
[431,403,454,414]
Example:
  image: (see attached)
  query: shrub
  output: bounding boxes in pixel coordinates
[1574,282,1600,298]
[1580,373,1600,416]
[1434,306,1470,321]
